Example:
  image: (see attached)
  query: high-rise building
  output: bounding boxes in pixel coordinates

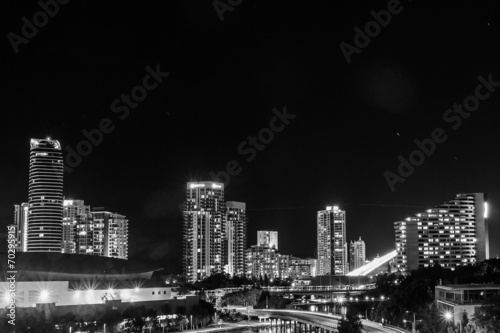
[226,201,247,277]
[62,200,90,254]
[27,138,64,252]
[61,200,128,259]
[349,237,366,272]
[183,181,226,282]
[12,203,29,252]
[245,245,289,280]
[91,209,128,259]
[394,193,489,272]
[257,230,278,249]
[317,205,348,276]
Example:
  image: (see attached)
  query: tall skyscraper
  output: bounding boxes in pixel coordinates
[62,200,91,254]
[257,230,278,249]
[183,181,226,282]
[349,237,366,272]
[226,201,247,277]
[317,206,348,276]
[394,193,489,272]
[27,138,64,252]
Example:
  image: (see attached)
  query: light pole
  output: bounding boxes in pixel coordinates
[406,311,416,333]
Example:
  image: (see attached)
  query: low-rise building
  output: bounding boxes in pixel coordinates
[435,284,500,325]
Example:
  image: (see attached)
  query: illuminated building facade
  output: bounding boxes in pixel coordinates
[27,138,64,252]
[11,203,29,252]
[245,245,290,280]
[183,181,226,282]
[394,193,489,272]
[317,206,348,276]
[61,200,128,259]
[257,230,278,250]
[91,210,128,259]
[62,200,90,254]
[226,201,247,277]
[288,257,314,279]
[349,237,366,272]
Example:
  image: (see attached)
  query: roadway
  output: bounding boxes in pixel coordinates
[246,308,410,333]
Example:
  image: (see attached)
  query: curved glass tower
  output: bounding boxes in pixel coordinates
[27,138,64,252]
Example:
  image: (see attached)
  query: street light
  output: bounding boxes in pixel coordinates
[406,310,416,333]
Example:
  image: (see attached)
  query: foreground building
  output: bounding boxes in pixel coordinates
[27,138,64,252]
[317,206,348,275]
[0,253,197,318]
[394,193,489,272]
[435,284,500,325]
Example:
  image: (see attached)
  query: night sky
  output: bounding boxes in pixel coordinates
[2,1,500,273]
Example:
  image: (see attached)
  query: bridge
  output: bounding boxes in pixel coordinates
[250,308,341,332]
[242,308,410,333]
[262,283,377,295]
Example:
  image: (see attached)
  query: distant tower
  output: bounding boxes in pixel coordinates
[257,231,278,250]
[27,138,64,252]
[183,181,226,282]
[317,206,347,275]
[226,201,247,276]
[349,237,366,272]
[394,193,488,272]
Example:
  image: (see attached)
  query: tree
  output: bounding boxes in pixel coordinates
[461,310,469,329]
[473,294,500,332]
[337,313,363,333]
[101,307,123,333]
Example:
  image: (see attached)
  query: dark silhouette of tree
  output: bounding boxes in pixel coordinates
[473,294,500,332]
[101,307,123,333]
[337,313,363,333]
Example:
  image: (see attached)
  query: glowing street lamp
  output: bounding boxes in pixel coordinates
[406,311,416,333]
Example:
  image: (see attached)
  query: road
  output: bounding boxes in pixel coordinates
[247,308,410,333]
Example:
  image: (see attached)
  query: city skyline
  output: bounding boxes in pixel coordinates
[3,1,500,273]
[4,140,498,274]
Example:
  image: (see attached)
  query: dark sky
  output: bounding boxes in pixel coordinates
[2,1,500,272]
